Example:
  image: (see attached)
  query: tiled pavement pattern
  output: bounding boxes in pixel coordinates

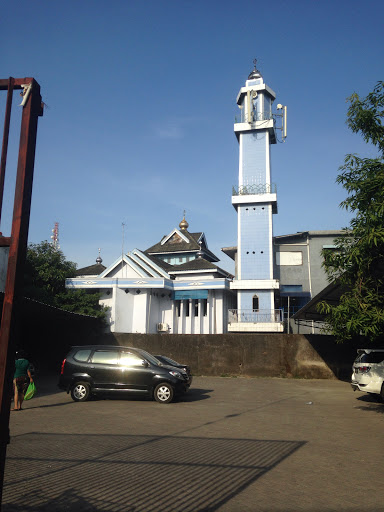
[3,376,384,511]
[3,433,303,511]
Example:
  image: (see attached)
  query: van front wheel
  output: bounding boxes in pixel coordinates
[154,383,174,404]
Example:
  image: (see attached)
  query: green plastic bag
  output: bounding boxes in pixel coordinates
[24,382,36,400]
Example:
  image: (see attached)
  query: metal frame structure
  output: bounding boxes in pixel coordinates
[0,77,43,508]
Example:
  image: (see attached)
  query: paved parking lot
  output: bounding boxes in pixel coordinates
[2,375,384,512]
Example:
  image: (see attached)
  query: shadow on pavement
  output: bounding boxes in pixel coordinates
[356,394,383,403]
[354,394,384,414]
[177,388,212,402]
[21,401,74,410]
[3,432,306,512]
[355,405,384,414]
[72,388,212,404]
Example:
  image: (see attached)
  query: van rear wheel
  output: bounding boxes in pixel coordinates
[71,381,90,402]
[154,383,174,404]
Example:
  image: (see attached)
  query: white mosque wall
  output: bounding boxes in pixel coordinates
[114,287,136,333]
[96,281,232,335]
[108,261,141,279]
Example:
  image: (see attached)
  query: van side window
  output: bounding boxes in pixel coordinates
[120,352,144,366]
[91,350,119,365]
[74,349,92,362]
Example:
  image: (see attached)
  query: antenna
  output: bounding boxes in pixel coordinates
[122,222,125,277]
[276,104,288,141]
[50,222,59,250]
[122,222,125,258]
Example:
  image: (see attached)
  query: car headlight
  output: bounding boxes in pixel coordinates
[169,371,183,379]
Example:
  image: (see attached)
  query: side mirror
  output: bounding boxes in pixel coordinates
[141,360,149,368]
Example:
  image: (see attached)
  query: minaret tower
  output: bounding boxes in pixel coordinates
[231,61,283,331]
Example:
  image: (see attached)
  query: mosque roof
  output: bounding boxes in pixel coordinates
[146,229,203,254]
[75,263,106,276]
[170,258,233,278]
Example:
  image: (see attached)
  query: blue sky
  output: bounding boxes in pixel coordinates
[1,0,383,273]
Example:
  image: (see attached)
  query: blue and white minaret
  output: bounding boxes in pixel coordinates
[230,62,283,332]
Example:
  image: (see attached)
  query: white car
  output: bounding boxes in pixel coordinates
[351,349,384,401]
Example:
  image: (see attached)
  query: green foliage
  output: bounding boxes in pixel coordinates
[346,81,384,152]
[318,82,384,343]
[55,290,108,320]
[24,241,107,320]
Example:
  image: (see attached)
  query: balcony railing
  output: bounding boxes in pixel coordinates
[235,112,273,124]
[232,183,277,196]
[228,309,283,324]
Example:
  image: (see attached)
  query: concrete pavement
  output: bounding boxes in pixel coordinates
[2,375,384,511]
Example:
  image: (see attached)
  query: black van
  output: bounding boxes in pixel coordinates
[58,345,191,404]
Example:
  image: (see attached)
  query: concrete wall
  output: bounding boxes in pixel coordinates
[95,332,371,381]
[12,296,371,381]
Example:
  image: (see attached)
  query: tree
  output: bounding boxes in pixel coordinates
[24,241,107,320]
[318,81,384,343]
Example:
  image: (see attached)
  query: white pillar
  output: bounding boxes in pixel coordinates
[189,299,193,334]
[180,300,185,334]
[171,301,176,334]
[207,292,212,334]
[111,284,118,332]
[211,291,217,334]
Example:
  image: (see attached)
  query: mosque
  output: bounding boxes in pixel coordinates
[66,63,342,334]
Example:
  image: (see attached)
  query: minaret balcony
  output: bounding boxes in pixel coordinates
[228,309,284,333]
[234,111,273,124]
[232,183,277,213]
[232,183,276,196]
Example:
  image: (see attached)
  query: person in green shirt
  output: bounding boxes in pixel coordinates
[12,350,33,411]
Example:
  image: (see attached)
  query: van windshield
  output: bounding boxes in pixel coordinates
[138,350,161,366]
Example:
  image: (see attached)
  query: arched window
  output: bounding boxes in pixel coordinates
[252,295,259,312]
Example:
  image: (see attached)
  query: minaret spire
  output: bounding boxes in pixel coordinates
[179,210,189,230]
[96,248,103,265]
[248,58,262,80]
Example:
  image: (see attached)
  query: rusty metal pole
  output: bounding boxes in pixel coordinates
[0,78,14,225]
[0,78,43,508]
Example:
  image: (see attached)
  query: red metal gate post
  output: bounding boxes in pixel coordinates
[0,78,14,224]
[0,78,43,508]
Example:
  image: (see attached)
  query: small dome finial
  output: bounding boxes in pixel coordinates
[248,58,262,80]
[179,210,189,231]
[96,247,103,265]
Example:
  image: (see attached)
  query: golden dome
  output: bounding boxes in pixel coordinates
[179,212,189,230]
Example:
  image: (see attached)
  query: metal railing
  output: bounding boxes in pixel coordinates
[232,183,277,196]
[235,111,273,124]
[228,309,283,324]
